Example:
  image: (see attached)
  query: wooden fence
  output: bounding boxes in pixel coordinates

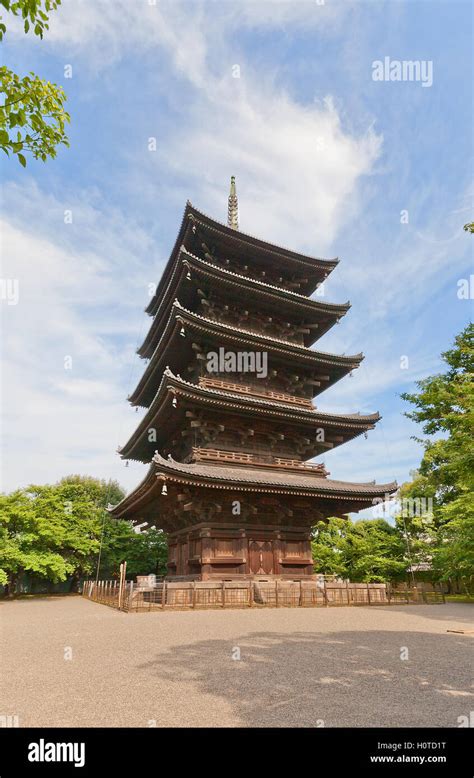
[82,579,445,613]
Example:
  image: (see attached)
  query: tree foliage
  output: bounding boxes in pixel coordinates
[399,324,474,586]
[0,0,69,166]
[0,0,62,40]
[0,475,168,595]
[98,519,168,580]
[401,323,474,502]
[312,517,406,582]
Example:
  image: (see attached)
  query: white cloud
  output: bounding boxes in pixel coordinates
[37,0,379,251]
[0,182,156,492]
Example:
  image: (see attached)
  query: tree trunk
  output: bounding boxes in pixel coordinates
[4,572,18,598]
[69,572,81,593]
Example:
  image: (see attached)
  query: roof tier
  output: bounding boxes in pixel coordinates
[146,202,339,316]
[128,301,363,408]
[138,247,350,358]
[109,453,397,524]
[119,369,380,463]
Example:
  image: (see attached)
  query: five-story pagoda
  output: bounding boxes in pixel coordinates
[110,178,396,580]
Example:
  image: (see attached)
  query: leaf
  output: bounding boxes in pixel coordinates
[17,152,26,167]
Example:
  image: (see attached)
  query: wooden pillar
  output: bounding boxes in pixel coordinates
[239,528,247,575]
[200,528,211,581]
[273,531,281,576]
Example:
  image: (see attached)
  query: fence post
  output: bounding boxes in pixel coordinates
[222,581,226,608]
[367,583,371,605]
[275,580,279,608]
[192,581,196,609]
[249,581,254,608]
[128,581,134,612]
[346,580,350,605]
[324,582,328,608]
[299,580,303,607]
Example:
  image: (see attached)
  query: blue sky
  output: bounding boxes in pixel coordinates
[1,0,472,513]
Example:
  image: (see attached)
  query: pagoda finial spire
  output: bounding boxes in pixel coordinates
[227,175,239,230]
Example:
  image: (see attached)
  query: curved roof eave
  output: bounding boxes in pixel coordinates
[108,455,398,519]
[119,369,381,460]
[145,201,340,315]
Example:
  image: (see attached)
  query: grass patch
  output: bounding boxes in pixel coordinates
[444,594,473,603]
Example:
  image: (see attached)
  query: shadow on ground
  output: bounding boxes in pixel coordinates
[138,628,473,727]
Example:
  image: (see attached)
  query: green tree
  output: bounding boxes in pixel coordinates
[0,482,100,594]
[400,324,474,588]
[58,474,125,510]
[312,517,406,583]
[401,323,474,500]
[0,475,126,595]
[346,519,406,582]
[0,475,169,594]
[0,0,69,166]
[312,517,350,579]
[98,519,168,579]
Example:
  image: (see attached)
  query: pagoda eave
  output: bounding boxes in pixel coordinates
[129,302,363,408]
[146,202,339,314]
[109,455,397,526]
[139,247,350,357]
[119,370,380,463]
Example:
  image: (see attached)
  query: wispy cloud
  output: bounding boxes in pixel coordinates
[1,181,156,491]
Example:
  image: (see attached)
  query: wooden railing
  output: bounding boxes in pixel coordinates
[192,447,327,474]
[82,580,445,612]
[199,377,313,409]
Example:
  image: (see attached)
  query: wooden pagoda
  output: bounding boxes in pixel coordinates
[110,178,396,580]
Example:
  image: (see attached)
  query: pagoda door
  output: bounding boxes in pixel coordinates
[248,540,274,575]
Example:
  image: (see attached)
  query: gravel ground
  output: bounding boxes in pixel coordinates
[1,596,472,728]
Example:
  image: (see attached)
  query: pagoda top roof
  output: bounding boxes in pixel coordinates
[185,200,338,269]
[146,201,339,314]
[109,453,397,520]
